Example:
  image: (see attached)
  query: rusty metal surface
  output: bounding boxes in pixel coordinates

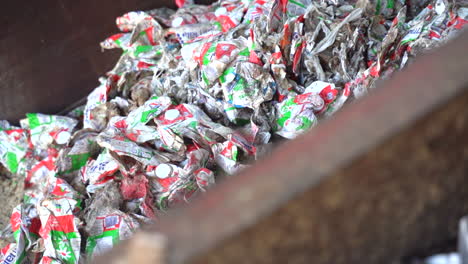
[95,31,468,264]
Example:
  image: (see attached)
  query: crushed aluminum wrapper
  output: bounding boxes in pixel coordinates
[0,0,467,262]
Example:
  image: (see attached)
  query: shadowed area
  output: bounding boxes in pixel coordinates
[0,0,174,122]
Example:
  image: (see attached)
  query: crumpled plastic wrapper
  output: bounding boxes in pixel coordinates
[85,207,139,258]
[1,0,467,262]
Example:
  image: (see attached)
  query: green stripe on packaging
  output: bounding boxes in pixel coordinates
[134,45,153,56]
[288,0,305,8]
[375,0,382,15]
[86,229,120,257]
[238,47,250,57]
[6,152,18,173]
[26,113,40,129]
[70,152,91,171]
[387,0,395,9]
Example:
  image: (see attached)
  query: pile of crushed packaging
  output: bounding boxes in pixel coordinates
[0,0,467,262]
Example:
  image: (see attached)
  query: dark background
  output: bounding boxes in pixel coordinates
[0,0,175,122]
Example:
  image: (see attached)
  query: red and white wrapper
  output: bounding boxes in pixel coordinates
[84,76,118,131]
[0,243,18,264]
[303,81,339,114]
[80,150,120,193]
[37,197,81,264]
[212,140,246,175]
[194,168,215,190]
[116,11,152,32]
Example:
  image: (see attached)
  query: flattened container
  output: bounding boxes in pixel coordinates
[1,1,468,263]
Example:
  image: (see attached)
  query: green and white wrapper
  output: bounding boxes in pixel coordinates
[110,96,173,143]
[193,39,246,87]
[85,208,139,259]
[285,0,310,18]
[274,81,339,139]
[219,60,276,109]
[56,131,99,176]
[0,124,29,175]
[21,113,78,150]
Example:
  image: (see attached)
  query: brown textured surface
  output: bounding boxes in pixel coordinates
[0,0,173,122]
[0,173,24,249]
[191,87,468,264]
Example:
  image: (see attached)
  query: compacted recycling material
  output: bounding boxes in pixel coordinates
[0,0,467,262]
